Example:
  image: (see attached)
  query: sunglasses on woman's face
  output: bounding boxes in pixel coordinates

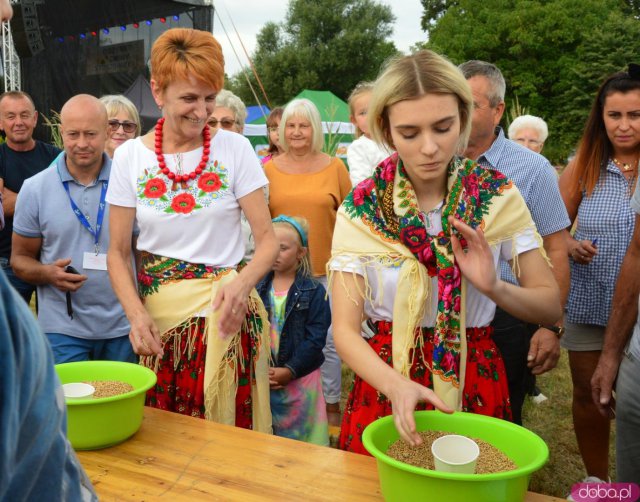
[208,118,237,130]
[108,120,137,133]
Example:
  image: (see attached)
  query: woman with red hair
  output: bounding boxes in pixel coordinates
[107,28,278,431]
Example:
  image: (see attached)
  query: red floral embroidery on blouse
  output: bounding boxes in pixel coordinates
[144,178,167,198]
[170,193,197,214]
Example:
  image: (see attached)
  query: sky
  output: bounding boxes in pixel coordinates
[211,0,426,76]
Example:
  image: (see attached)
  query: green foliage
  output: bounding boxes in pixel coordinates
[420,0,456,34]
[421,0,640,163]
[42,111,63,149]
[227,0,398,106]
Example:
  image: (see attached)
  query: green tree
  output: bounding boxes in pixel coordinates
[227,0,397,106]
[420,0,456,34]
[420,0,639,163]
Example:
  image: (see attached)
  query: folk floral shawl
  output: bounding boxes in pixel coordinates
[329,154,542,410]
[139,257,272,433]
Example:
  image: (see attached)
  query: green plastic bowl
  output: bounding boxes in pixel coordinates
[362,411,548,502]
[55,361,157,450]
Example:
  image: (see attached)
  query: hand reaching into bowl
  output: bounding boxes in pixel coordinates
[387,376,454,446]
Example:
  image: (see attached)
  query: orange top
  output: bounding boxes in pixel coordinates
[265,157,352,276]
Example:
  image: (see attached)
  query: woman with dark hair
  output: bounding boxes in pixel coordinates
[262,107,284,165]
[106,28,278,431]
[559,65,640,489]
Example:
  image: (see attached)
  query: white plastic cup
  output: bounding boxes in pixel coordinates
[62,382,95,400]
[431,434,480,474]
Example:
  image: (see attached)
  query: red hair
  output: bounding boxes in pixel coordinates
[151,28,224,92]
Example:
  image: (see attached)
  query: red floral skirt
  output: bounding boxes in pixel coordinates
[339,320,511,454]
[145,316,254,429]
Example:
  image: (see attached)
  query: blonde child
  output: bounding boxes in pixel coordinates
[256,215,330,445]
[346,82,389,186]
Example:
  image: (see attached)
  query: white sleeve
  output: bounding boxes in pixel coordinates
[347,139,374,187]
[500,227,539,261]
[232,135,268,199]
[328,254,365,275]
[106,141,137,208]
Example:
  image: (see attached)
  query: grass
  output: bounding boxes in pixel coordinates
[522,351,615,497]
[340,350,616,498]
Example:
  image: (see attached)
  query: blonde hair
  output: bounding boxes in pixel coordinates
[369,50,473,153]
[99,94,142,136]
[150,28,224,92]
[279,98,324,154]
[215,89,248,130]
[348,81,375,139]
[273,216,312,277]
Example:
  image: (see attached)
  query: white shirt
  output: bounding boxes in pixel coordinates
[107,131,267,266]
[347,136,390,186]
[329,209,539,327]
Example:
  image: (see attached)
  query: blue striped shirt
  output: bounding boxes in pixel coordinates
[567,159,636,326]
[476,128,570,285]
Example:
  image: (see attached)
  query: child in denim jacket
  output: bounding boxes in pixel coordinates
[257,215,331,445]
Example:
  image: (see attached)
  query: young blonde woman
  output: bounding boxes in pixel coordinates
[328,50,561,454]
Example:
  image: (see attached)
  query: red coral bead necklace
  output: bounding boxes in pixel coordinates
[154,117,211,184]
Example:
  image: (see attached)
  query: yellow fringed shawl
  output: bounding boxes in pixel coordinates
[141,269,272,433]
[328,155,545,411]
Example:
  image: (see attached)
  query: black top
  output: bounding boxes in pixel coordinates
[0,141,62,258]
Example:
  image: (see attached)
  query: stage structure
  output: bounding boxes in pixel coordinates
[2,17,20,92]
[8,0,213,138]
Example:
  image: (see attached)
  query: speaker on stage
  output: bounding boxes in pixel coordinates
[10,0,46,59]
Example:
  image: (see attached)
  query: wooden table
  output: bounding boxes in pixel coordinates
[78,407,563,501]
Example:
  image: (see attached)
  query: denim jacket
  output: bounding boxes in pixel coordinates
[256,271,330,379]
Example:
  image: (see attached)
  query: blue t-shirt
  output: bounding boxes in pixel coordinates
[12,153,130,339]
[0,269,97,501]
[476,128,570,285]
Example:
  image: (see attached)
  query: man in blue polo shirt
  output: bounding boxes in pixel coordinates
[459,60,570,425]
[11,94,134,364]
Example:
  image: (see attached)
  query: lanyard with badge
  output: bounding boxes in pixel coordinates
[61,178,109,271]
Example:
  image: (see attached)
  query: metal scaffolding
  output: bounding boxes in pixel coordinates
[2,18,20,91]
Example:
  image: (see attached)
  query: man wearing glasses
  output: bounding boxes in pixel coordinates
[0,91,61,303]
[460,60,570,426]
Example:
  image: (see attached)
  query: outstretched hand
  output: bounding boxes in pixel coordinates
[387,377,454,446]
[449,217,498,296]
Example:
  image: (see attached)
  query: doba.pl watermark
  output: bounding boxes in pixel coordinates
[571,482,640,502]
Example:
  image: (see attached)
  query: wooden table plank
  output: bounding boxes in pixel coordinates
[77,407,562,501]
